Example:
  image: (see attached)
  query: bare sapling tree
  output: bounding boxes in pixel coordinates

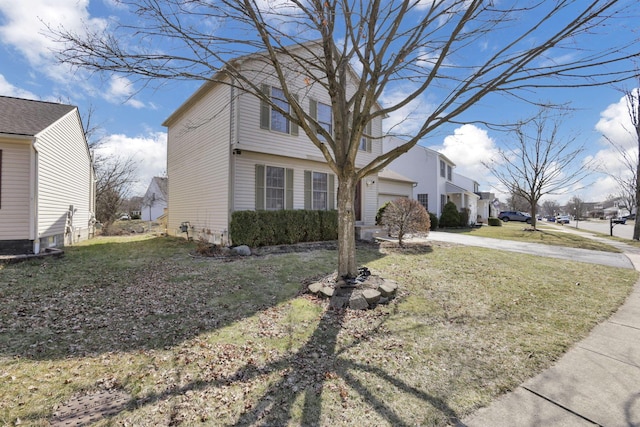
[484,108,593,229]
[81,105,139,231]
[50,0,639,278]
[566,195,585,220]
[381,198,430,246]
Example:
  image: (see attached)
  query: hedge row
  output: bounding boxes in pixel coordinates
[230,210,338,247]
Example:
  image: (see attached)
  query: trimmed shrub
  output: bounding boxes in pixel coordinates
[229,210,338,247]
[439,201,461,228]
[380,198,430,246]
[487,217,502,226]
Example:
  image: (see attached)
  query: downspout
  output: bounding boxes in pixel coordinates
[31,140,40,253]
[228,81,239,246]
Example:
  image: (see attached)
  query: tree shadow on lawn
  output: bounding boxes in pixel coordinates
[116,295,460,426]
[5,238,460,424]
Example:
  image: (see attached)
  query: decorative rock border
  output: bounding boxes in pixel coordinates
[307,269,398,310]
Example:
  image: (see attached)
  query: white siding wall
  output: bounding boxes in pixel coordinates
[35,110,94,246]
[232,152,337,212]
[166,83,231,242]
[0,140,31,239]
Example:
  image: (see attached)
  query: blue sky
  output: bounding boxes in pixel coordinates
[0,0,637,204]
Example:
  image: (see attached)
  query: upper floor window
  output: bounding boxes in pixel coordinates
[260,84,298,136]
[359,120,372,152]
[440,160,445,178]
[447,165,452,181]
[317,102,332,138]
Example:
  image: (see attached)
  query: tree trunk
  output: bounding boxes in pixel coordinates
[336,175,357,279]
[634,154,640,240]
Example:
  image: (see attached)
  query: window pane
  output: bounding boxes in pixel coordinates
[417,193,428,211]
[312,172,328,210]
[271,87,290,133]
[317,102,332,137]
[266,166,285,210]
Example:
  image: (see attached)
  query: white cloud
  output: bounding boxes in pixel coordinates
[0,74,38,99]
[104,75,145,108]
[0,0,107,67]
[380,85,435,136]
[94,131,167,196]
[437,124,499,179]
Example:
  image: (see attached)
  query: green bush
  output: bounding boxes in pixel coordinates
[230,210,338,247]
[439,201,461,228]
[429,212,439,230]
[375,202,389,225]
[459,208,470,227]
[487,217,502,226]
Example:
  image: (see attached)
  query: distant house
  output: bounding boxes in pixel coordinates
[141,176,168,221]
[162,42,383,244]
[383,136,480,225]
[0,96,95,254]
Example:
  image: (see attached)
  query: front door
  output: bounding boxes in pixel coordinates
[355,180,362,222]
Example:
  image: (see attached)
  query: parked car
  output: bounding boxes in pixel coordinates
[612,217,627,224]
[498,211,532,223]
[545,216,556,222]
[556,215,570,224]
[119,214,131,220]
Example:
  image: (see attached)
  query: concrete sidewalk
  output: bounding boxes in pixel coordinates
[420,231,640,427]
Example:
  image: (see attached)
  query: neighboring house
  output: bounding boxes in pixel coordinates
[163,43,383,244]
[476,192,499,222]
[141,176,168,221]
[383,136,479,224]
[0,96,95,254]
[452,173,481,224]
[377,169,416,206]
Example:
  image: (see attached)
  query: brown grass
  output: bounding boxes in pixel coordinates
[0,236,636,426]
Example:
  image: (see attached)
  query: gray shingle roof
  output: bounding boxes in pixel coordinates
[0,96,76,137]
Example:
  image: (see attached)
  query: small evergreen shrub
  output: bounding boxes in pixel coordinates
[429,212,439,230]
[487,217,502,226]
[375,202,390,225]
[439,201,461,228]
[459,208,470,227]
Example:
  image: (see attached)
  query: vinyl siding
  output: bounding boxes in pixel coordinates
[0,140,32,239]
[232,152,336,212]
[378,179,413,208]
[35,110,94,244]
[166,82,231,241]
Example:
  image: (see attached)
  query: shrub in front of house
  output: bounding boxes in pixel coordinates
[429,212,439,230]
[230,210,338,247]
[439,201,461,228]
[487,217,502,226]
[375,202,390,225]
[459,208,470,227]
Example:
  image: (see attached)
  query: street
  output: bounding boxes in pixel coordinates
[545,218,635,240]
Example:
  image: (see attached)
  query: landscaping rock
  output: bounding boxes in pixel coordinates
[232,245,251,256]
[329,296,349,310]
[319,286,334,298]
[349,294,370,310]
[308,282,323,294]
[362,289,381,305]
[379,280,398,298]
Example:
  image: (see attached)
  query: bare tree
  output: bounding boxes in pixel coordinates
[541,199,561,217]
[600,76,640,239]
[381,198,430,246]
[484,108,593,229]
[50,1,639,278]
[565,195,585,220]
[506,193,530,212]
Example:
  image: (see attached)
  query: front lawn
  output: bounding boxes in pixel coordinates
[444,221,621,252]
[0,236,636,426]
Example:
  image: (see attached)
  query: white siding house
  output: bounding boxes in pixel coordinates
[0,96,95,254]
[141,176,168,221]
[163,44,383,244]
[383,136,481,225]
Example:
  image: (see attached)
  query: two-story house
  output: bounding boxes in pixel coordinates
[382,136,480,225]
[163,44,383,244]
[0,96,95,254]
